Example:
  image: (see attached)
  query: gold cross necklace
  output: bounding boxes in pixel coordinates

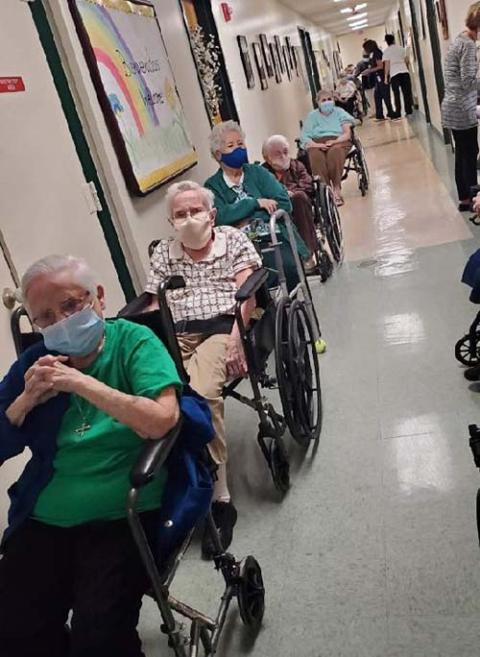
[72,396,93,438]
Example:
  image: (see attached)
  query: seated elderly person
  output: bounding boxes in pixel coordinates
[204,119,309,290]
[335,73,359,116]
[300,89,356,206]
[262,134,317,273]
[145,180,261,558]
[0,255,181,657]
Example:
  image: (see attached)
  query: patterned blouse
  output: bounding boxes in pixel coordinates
[441,33,479,131]
[145,226,261,323]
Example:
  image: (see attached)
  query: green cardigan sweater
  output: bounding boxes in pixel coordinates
[204,163,293,226]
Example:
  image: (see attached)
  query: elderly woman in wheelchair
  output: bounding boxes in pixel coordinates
[300,89,356,207]
[146,180,261,559]
[0,253,266,657]
[204,119,310,290]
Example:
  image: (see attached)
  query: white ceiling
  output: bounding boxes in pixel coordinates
[279,0,397,37]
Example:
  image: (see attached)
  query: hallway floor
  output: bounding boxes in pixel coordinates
[139,119,480,656]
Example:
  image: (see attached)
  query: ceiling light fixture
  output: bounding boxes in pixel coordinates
[347,11,367,20]
[355,2,367,9]
[351,21,368,29]
[340,7,353,12]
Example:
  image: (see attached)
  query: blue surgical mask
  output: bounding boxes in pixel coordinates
[220,147,249,169]
[320,100,335,114]
[41,306,104,357]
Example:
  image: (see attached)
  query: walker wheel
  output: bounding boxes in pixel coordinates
[315,338,327,355]
[237,556,265,629]
[455,334,480,366]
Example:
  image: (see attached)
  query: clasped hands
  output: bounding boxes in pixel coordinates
[23,355,89,410]
[306,139,338,151]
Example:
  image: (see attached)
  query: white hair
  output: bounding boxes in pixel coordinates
[21,254,99,304]
[209,120,245,156]
[262,134,290,159]
[317,88,334,102]
[165,180,215,218]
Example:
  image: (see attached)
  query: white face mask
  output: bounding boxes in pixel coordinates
[174,211,213,250]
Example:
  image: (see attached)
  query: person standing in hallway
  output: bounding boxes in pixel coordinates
[441,2,480,211]
[383,34,413,118]
[362,39,395,122]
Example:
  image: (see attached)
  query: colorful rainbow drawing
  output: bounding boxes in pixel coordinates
[78,1,161,137]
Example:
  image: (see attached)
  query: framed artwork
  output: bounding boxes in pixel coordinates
[284,36,294,69]
[259,33,274,77]
[252,42,268,90]
[332,50,343,78]
[291,46,299,76]
[269,42,283,83]
[68,0,197,196]
[420,4,427,39]
[282,45,292,80]
[322,49,331,68]
[436,0,449,39]
[294,46,310,91]
[237,35,255,89]
[274,35,285,73]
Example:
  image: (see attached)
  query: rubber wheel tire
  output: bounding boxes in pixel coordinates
[275,297,299,439]
[288,300,323,444]
[318,183,343,263]
[477,489,480,548]
[455,334,480,366]
[237,556,265,630]
[269,438,290,493]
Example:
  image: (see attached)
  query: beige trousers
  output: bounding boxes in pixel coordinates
[308,137,352,188]
[177,333,230,465]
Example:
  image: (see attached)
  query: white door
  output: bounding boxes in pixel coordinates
[0,246,28,533]
[0,0,127,317]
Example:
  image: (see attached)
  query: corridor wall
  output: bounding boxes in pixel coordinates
[46,0,335,282]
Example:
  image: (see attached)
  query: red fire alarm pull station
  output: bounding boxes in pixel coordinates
[0,77,25,93]
[220,2,232,21]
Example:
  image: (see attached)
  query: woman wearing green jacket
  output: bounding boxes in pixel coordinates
[204,120,310,289]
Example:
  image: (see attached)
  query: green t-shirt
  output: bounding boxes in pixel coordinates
[33,319,182,527]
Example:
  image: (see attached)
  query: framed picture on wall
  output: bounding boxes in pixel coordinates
[68,0,197,196]
[284,36,294,69]
[282,45,292,81]
[252,42,268,90]
[259,33,274,77]
[269,42,283,83]
[436,0,449,39]
[274,35,286,73]
[291,45,299,76]
[237,35,255,89]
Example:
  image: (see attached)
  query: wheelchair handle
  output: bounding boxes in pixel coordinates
[159,275,186,292]
[235,268,269,302]
[129,419,183,489]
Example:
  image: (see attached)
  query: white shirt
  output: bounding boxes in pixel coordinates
[383,44,409,79]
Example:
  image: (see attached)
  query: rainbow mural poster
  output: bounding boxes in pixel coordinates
[70,0,197,195]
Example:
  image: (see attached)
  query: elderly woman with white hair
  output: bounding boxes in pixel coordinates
[0,255,182,656]
[204,120,309,290]
[300,89,356,206]
[146,180,261,558]
[262,134,317,271]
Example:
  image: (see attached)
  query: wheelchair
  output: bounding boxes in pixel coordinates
[468,424,480,547]
[149,210,323,494]
[9,285,266,656]
[342,128,370,197]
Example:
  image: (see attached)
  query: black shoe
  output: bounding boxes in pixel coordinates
[201,501,238,560]
[459,202,472,212]
[465,365,480,381]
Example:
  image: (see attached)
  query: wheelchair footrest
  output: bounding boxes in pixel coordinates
[468,424,480,468]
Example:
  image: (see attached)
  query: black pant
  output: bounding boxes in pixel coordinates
[0,515,157,657]
[452,127,479,202]
[374,80,394,119]
[391,73,413,117]
[336,98,355,115]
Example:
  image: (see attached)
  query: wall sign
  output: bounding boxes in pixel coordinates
[0,77,25,93]
[69,0,197,196]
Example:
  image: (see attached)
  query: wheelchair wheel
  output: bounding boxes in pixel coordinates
[275,297,305,445]
[356,142,369,196]
[269,437,290,493]
[455,334,480,366]
[237,556,265,629]
[319,184,344,264]
[288,299,322,443]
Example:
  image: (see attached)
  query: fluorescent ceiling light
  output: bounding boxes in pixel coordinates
[352,23,368,30]
[350,17,368,25]
[356,2,367,8]
[333,0,347,3]
[347,11,367,20]
[341,7,353,13]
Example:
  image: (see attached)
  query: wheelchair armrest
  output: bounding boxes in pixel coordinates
[159,276,186,293]
[130,419,183,489]
[235,268,269,302]
[117,292,151,317]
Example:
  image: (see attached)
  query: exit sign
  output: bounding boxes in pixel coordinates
[0,77,25,93]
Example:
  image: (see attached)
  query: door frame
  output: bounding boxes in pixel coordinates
[28,0,136,301]
[408,0,431,124]
[298,27,321,107]
[424,0,450,143]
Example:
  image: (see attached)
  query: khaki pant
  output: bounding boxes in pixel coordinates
[177,333,230,465]
[308,137,352,189]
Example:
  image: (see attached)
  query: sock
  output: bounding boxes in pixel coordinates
[213,462,231,503]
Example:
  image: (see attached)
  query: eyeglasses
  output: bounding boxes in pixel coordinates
[32,292,91,329]
[172,209,209,224]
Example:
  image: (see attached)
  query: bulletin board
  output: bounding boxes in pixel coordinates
[69,0,197,196]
